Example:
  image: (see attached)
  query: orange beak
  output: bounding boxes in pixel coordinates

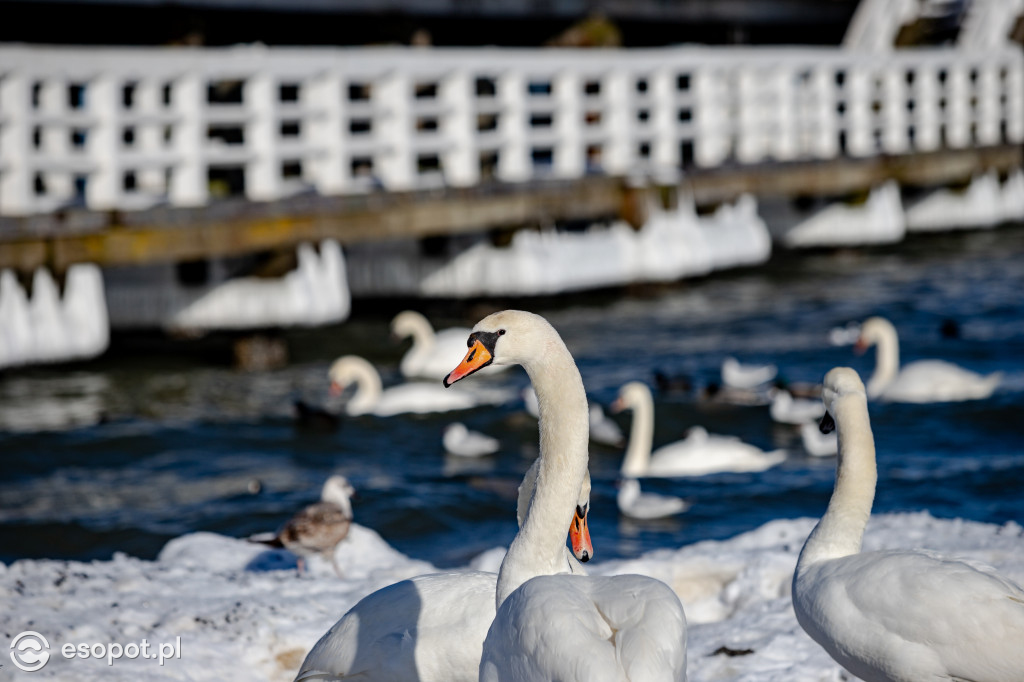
[570,504,593,563]
[443,339,493,387]
[329,381,343,397]
[853,337,867,355]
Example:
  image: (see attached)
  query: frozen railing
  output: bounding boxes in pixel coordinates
[1,43,1022,217]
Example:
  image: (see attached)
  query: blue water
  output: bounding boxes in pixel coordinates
[2,226,1023,569]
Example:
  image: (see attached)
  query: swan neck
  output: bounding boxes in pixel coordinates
[346,359,383,414]
[797,392,876,570]
[867,327,899,399]
[497,343,589,608]
[399,317,435,375]
[620,389,654,477]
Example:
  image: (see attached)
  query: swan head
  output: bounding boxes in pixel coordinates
[819,367,866,434]
[390,310,430,341]
[854,316,895,354]
[327,355,375,395]
[611,381,651,413]
[443,310,556,387]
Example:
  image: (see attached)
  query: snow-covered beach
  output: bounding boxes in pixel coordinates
[5,512,1023,681]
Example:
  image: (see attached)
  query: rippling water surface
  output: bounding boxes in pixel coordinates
[2,226,1023,568]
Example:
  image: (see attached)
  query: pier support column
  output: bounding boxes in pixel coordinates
[497,71,529,182]
[168,74,207,207]
[441,70,478,187]
[0,74,33,215]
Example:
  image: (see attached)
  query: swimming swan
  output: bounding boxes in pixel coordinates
[328,355,485,416]
[855,316,1001,402]
[391,310,506,380]
[792,367,1024,682]
[445,311,687,682]
[614,381,785,478]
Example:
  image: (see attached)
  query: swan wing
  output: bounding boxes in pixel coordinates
[795,550,1024,681]
[481,574,686,682]
[297,572,497,682]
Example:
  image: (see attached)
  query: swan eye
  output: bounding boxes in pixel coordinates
[498,329,505,336]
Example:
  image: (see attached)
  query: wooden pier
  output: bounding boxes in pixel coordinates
[0,144,1019,278]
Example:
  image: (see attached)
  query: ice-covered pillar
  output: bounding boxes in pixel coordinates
[911,64,940,151]
[810,66,839,158]
[881,66,909,153]
[650,67,679,172]
[497,70,529,182]
[0,73,33,215]
[846,66,874,156]
[168,73,207,206]
[308,72,347,194]
[440,69,478,187]
[945,66,970,148]
[1007,60,1024,142]
[135,78,166,196]
[602,69,633,174]
[38,79,73,204]
[554,69,583,179]
[694,68,731,167]
[376,71,414,189]
[976,63,1001,145]
[246,72,281,200]
[772,65,798,160]
[86,75,121,210]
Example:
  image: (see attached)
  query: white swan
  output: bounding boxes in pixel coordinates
[250,475,355,576]
[295,460,593,682]
[617,478,690,520]
[856,316,1002,402]
[792,367,1024,682]
[444,310,687,682]
[391,310,506,380]
[328,355,485,416]
[614,381,785,478]
[768,387,825,425]
[522,387,625,447]
[721,356,777,389]
[443,422,500,458]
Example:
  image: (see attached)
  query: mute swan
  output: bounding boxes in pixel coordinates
[614,381,785,478]
[294,461,593,682]
[250,475,354,576]
[721,356,777,389]
[792,367,1024,682]
[617,478,690,520]
[522,387,625,447]
[443,422,500,458]
[768,387,824,425]
[855,316,1001,402]
[391,310,506,380]
[328,355,484,416]
[444,310,687,682]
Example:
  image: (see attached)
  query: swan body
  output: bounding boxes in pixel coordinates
[856,316,1001,402]
[769,388,824,425]
[391,310,505,380]
[615,381,785,478]
[443,422,500,457]
[617,478,690,520]
[445,311,687,682]
[328,355,479,416]
[295,460,593,682]
[721,356,777,389]
[792,367,1024,682]
[251,475,354,575]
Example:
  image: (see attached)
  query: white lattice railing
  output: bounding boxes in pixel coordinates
[1,43,1022,217]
